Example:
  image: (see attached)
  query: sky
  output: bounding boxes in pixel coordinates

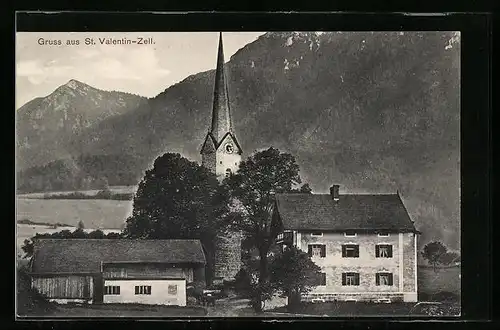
[15,32,266,108]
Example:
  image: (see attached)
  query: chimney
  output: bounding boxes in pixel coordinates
[330,184,340,201]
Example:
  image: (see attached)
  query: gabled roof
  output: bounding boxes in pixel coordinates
[30,239,206,274]
[274,193,418,232]
[218,132,243,154]
[200,132,217,154]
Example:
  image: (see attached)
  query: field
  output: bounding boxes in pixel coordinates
[16,197,133,229]
[418,265,461,297]
[17,186,138,199]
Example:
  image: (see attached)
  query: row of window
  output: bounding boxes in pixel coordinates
[310,231,390,238]
[104,284,178,296]
[308,244,393,258]
[314,272,394,286]
[277,231,391,241]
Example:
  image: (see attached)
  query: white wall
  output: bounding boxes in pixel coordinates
[103,279,186,306]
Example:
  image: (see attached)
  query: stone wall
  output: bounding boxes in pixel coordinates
[302,292,404,303]
[201,152,216,174]
[214,230,242,281]
[297,231,417,302]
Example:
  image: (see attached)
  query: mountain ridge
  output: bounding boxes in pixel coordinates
[16,31,460,249]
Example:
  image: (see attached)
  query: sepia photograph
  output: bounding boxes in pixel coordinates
[16,29,461,318]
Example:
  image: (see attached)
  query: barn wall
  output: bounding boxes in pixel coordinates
[32,275,93,299]
[103,264,195,282]
[103,279,186,306]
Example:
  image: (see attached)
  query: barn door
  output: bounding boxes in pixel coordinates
[93,274,103,303]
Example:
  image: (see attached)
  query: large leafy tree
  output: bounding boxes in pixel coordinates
[224,147,303,312]
[123,153,234,282]
[422,241,448,272]
[269,246,322,310]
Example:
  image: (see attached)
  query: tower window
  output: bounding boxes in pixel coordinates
[225,168,232,178]
[220,161,222,164]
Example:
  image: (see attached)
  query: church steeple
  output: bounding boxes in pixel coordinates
[201,32,242,180]
[210,32,232,142]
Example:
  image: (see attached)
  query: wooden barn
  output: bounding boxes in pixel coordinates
[28,239,206,306]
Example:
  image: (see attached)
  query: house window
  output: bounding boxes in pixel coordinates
[342,244,359,258]
[311,231,323,237]
[315,272,327,286]
[104,285,120,295]
[308,244,326,258]
[375,244,393,258]
[344,231,357,237]
[168,284,178,295]
[376,272,394,286]
[342,272,360,286]
[135,285,152,295]
[378,232,390,237]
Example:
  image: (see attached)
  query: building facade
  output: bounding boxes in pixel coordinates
[29,239,206,306]
[200,33,242,282]
[272,185,419,303]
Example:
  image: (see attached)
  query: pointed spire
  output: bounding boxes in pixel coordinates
[210,32,232,142]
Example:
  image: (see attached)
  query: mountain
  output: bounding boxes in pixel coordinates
[16,79,148,170]
[16,32,460,249]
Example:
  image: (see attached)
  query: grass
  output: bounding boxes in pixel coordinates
[268,301,460,317]
[418,265,461,296]
[46,303,207,317]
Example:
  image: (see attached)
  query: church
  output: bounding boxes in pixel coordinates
[200,33,243,283]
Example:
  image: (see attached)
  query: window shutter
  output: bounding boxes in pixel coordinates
[342,273,346,285]
[308,245,312,257]
[388,274,394,286]
[321,245,326,257]
[388,245,393,258]
[342,246,346,257]
[375,273,380,286]
[375,245,380,257]
[355,273,360,285]
[355,246,360,257]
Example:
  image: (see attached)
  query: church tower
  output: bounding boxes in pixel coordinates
[200,32,242,282]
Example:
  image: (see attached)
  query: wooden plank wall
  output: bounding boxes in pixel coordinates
[32,276,93,299]
[103,264,194,282]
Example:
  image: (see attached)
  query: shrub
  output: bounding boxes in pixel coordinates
[17,267,56,316]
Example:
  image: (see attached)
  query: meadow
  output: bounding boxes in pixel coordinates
[16,197,133,229]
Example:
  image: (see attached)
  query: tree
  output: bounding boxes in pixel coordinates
[224,147,303,312]
[290,183,313,194]
[438,251,460,266]
[123,153,233,284]
[269,246,322,310]
[77,220,85,230]
[422,241,448,272]
[20,229,124,259]
[21,239,34,259]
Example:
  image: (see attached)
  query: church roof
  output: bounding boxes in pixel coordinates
[30,239,206,274]
[273,193,418,233]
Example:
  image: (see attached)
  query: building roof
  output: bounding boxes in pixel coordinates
[274,193,418,232]
[30,239,206,274]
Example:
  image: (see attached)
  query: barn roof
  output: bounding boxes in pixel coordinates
[274,193,418,232]
[30,239,206,274]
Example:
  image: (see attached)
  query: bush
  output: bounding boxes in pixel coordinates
[234,268,252,297]
[17,267,56,316]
